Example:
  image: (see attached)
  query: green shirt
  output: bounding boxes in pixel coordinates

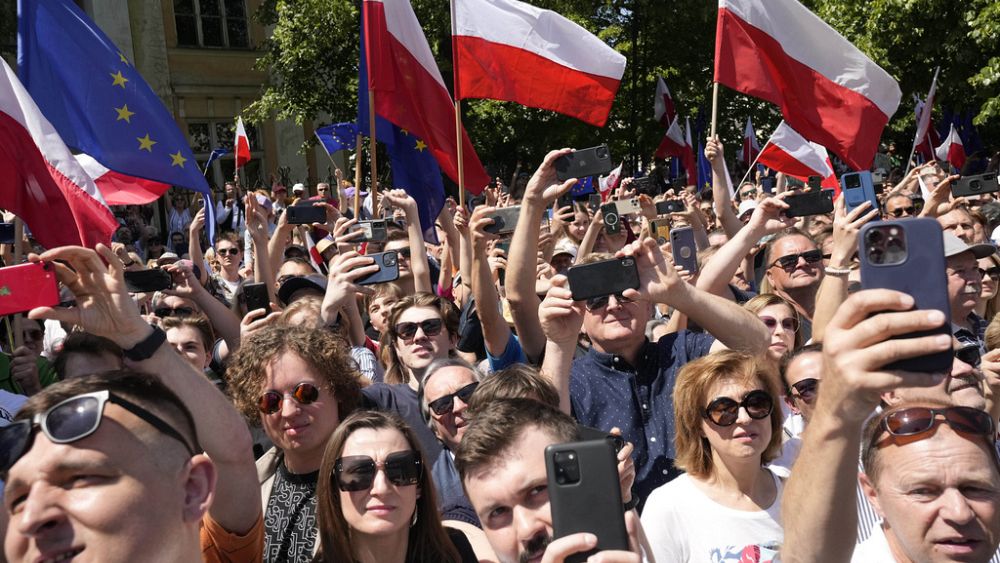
[0,353,59,394]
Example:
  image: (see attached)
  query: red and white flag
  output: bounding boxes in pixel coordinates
[757,121,838,190]
[0,59,117,249]
[714,0,901,170]
[682,116,696,182]
[74,154,170,206]
[912,68,939,156]
[234,117,252,168]
[654,77,676,128]
[738,116,761,166]
[654,116,686,160]
[452,0,626,128]
[935,124,966,171]
[598,162,623,194]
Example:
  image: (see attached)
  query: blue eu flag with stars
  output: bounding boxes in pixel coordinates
[316,123,360,155]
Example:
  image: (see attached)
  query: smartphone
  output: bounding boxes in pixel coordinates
[495,240,511,254]
[557,193,574,211]
[601,203,621,235]
[783,190,834,218]
[350,220,389,242]
[357,251,400,285]
[243,282,269,313]
[546,439,629,562]
[566,257,639,302]
[650,219,671,245]
[613,198,641,215]
[840,171,879,215]
[555,145,614,181]
[483,206,522,235]
[655,200,685,215]
[588,194,602,211]
[859,218,952,373]
[760,177,776,194]
[631,176,658,196]
[807,175,823,190]
[286,204,327,225]
[952,173,1000,198]
[123,268,172,293]
[0,262,59,316]
[0,223,14,245]
[670,226,699,274]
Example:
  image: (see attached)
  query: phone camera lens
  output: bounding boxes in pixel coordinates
[971,181,981,192]
[866,230,884,245]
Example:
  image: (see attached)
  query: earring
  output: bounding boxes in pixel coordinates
[411,508,418,527]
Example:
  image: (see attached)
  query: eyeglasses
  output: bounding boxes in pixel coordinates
[769,249,825,270]
[585,292,634,312]
[877,406,994,441]
[741,189,757,199]
[955,344,982,368]
[703,389,774,427]
[980,267,1000,280]
[334,450,422,492]
[760,316,798,333]
[396,248,412,259]
[23,329,44,341]
[427,382,479,416]
[0,390,195,472]
[394,318,444,341]
[889,206,917,218]
[257,382,321,415]
[789,378,819,403]
[154,306,195,318]
[217,248,240,256]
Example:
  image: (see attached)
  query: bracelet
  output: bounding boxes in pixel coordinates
[824,266,852,276]
[623,495,639,512]
[122,325,166,361]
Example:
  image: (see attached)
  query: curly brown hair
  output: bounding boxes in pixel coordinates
[227,325,366,422]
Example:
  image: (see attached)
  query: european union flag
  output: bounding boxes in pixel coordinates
[203,147,230,174]
[17,0,210,198]
[358,21,442,243]
[697,141,713,193]
[316,123,360,155]
[571,176,595,196]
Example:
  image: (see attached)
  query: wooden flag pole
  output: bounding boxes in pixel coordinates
[368,91,379,218]
[12,217,23,351]
[734,138,771,190]
[455,99,466,208]
[354,133,363,218]
[710,82,720,138]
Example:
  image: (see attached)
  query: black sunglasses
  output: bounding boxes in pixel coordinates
[703,389,774,427]
[0,390,195,472]
[760,316,798,333]
[955,345,982,369]
[769,249,825,270]
[257,382,321,415]
[980,267,1000,281]
[394,318,444,341]
[154,306,195,318]
[428,382,479,416]
[585,292,634,312]
[789,378,819,403]
[396,248,412,259]
[889,206,917,218]
[217,248,240,256]
[877,406,994,441]
[334,450,422,492]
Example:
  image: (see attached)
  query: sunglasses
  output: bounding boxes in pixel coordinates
[428,382,479,416]
[955,345,982,368]
[396,248,412,259]
[334,450,422,492]
[789,378,819,403]
[769,249,825,270]
[585,292,634,312]
[217,248,240,256]
[394,318,444,341]
[23,329,44,341]
[0,390,195,472]
[154,306,195,318]
[889,206,916,218]
[257,382,321,415]
[980,267,1000,281]
[703,389,774,427]
[877,406,994,441]
[741,189,757,199]
[760,316,798,333]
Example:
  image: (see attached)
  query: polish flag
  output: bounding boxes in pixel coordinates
[74,154,170,206]
[911,68,939,162]
[654,78,676,128]
[0,59,117,249]
[738,116,761,165]
[757,121,838,191]
[598,162,623,194]
[654,116,686,160]
[452,0,626,128]
[714,0,902,170]
[682,116,697,183]
[935,124,966,171]
[234,117,251,168]
[366,0,489,193]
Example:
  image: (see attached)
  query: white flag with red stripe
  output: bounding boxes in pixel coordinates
[654,77,676,128]
[935,124,966,171]
[74,153,171,206]
[757,121,838,191]
[599,162,623,194]
[654,116,686,160]
[714,0,901,170]
[235,117,252,168]
[738,116,761,165]
[0,59,117,249]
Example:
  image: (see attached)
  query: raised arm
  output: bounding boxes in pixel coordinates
[188,207,209,286]
[453,206,474,308]
[538,275,584,414]
[383,189,432,293]
[706,137,742,237]
[469,206,514,357]
[162,261,242,352]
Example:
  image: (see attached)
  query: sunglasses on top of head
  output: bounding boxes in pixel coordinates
[333,450,422,491]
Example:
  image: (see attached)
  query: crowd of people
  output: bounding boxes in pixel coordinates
[2,135,1000,563]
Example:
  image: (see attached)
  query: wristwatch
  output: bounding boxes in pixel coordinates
[122,325,166,361]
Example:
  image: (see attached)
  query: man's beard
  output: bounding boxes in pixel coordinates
[519,533,553,563]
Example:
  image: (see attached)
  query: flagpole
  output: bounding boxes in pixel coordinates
[11,218,23,352]
[450,0,466,209]
[314,131,346,178]
[710,83,719,138]
[368,91,379,218]
[734,138,770,190]
[905,67,941,177]
[354,133,363,218]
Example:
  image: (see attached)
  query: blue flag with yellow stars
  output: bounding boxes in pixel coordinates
[316,123,360,155]
[17,0,211,200]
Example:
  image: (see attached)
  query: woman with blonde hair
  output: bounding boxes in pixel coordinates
[742,293,803,362]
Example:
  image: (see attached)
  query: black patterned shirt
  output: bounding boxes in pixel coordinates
[263,461,318,563]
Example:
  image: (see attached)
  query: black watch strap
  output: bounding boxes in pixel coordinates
[623,495,639,513]
[122,325,166,361]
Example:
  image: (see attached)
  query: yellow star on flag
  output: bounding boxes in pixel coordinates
[137,134,156,152]
[119,52,129,65]
[414,140,427,152]
[114,104,135,123]
[169,151,187,167]
[110,70,128,88]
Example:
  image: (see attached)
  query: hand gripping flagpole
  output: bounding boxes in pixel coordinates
[450,0,466,209]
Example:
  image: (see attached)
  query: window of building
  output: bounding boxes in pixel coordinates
[0,0,16,62]
[188,119,263,189]
[174,0,249,49]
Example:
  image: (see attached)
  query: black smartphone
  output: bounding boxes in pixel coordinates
[483,206,522,235]
[350,220,389,242]
[655,200,685,215]
[357,251,400,285]
[557,193,574,211]
[760,177,776,194]
[670,226,699,274]
[286,204,326,225]
[807,175,823,190]
[0,223,14,245]
[546,439,629,563]
[631,176,658,196]
[859,218,952,373]
[123,269,172,293]
[601,203,620,235]
[650,219,671,245]
[243,282,269,313]
[566,257,639,302]
[952,173,1000,198]
[555,145,614,181]
[588,194,602,211]
[783,190,834,218]
[495,240,511,254]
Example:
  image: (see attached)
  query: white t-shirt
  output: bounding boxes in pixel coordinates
[851,525,894,562]
[641,470,784,562]
[767,435,802,479]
